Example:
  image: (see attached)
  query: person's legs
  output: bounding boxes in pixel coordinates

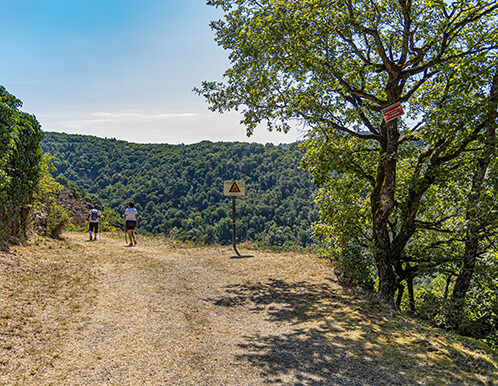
[89,223,97,240]
[125,221,137,246]
[94,223,99,240]
[125,221,131,245]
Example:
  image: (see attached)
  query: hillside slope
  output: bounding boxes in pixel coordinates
[42,132,319,247]
[1,232,496,384]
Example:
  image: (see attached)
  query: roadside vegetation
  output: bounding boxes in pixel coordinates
[0,87,67,245]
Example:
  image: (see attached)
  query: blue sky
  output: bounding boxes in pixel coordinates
[0,0,299,144]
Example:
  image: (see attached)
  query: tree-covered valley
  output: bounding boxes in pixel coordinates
[42,132,319,248]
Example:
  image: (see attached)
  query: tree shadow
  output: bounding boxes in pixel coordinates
[208,278,485,385]
[230,254,254,259]
[0,242,10,253]
[236,328,409,385]
[230,246,254,259]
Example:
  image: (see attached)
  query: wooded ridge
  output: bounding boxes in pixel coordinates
[42,132,319,248]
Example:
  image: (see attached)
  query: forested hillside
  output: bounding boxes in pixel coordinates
[42,132,318,247]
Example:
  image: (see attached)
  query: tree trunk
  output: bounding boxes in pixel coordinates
[450,162,489,329]
[452,238,478,301]
[396,282,404,309]
[407,274,416,312]
[376,250,397,304]
[371,114,399,305]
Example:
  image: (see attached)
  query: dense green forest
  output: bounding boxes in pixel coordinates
[42,132,319,248]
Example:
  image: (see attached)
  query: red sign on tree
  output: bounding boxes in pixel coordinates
[382,103,404,122]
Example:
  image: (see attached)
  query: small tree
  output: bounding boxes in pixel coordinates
[32,155,70,239]
[448,71,498,329]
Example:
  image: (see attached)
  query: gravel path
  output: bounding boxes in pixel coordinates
[1,233,495,385]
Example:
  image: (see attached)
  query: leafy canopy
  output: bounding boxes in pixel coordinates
[197,0,498,304]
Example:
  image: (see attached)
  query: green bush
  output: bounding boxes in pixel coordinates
[32,155,70,238]
[333,245,374,291]
[415,290,446,325]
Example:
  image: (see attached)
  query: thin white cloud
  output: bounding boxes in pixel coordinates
[39,110,199,128]
[90,111,196,119]
[39,108,300,145]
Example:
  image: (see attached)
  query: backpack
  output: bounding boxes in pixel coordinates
[90,209,99,221]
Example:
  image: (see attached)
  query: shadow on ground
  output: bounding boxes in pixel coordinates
[230,254,254,259]
[208,278,492,385]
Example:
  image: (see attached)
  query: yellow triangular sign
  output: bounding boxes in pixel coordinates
[229,182,241,193]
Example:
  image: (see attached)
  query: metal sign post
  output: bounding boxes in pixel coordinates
[224,181,245,256]
[232,196,237,253]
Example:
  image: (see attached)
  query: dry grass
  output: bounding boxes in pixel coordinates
[0,232,496,385]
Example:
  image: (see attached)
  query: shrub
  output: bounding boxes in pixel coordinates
[32,155,70,238]
[333,245,374,291]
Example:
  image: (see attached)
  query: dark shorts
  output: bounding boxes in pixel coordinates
[89,222,99,233]
[126,220,137,230]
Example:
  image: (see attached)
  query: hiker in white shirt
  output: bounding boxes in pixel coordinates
[87,204,101,241]
[122,201,138,246]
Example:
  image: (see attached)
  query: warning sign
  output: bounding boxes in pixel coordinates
[224,180,245,196]
[382,102,404,122]
[229,182,241,193]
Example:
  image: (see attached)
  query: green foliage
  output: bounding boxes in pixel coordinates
[42,133,319,247]
[406,254,498,348]
[32,155,70,238]
[98,207,123,233]
[0,86,44,242]
[456,252,498,347]
[332,245,375,291]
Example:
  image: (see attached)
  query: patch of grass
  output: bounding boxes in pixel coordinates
[0,233,96,383]
[1,231,497,384]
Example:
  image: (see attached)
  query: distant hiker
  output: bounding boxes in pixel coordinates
[87,205,101,241]
[122,201,138,246]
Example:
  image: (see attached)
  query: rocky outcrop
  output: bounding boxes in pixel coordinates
[57,186,93,227]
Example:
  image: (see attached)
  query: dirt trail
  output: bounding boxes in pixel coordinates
[1,233,496,385]
[49,235,281,385]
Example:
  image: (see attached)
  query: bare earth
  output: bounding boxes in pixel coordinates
[0,232,496,385]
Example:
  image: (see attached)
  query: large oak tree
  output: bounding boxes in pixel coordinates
[197,0,498,305]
